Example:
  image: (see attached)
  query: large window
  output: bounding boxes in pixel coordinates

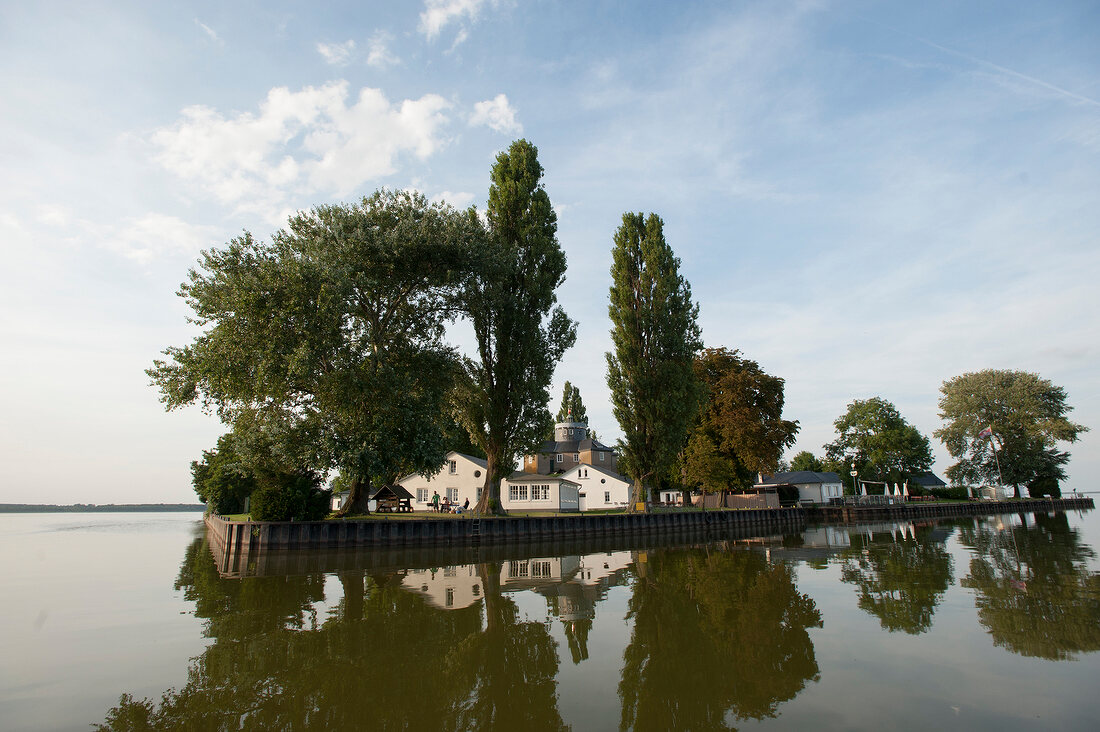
[532,561,552,578]
[509,484,529,501]
[447,487,459,502]
[417,488,428,503]
[532,485,550,500]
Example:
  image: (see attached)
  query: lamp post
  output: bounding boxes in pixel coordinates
[850,464,858,503]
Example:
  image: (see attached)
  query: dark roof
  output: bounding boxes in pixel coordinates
[758,471,842,486]
[370,484,414,501]
[909,472,947,487]
[537,438,614,454]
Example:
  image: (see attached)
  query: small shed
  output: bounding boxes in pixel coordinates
[370,484,414,513]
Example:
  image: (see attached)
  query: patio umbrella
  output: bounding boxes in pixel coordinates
[902,482,909,498]
[861,482,867,496]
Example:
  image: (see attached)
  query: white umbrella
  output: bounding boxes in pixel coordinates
[902,482,909,498]
[861,483,867,496]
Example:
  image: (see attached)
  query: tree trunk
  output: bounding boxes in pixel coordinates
[475,450,508,515]
[627,477,647,513]
[337,475,372,516]
[339,570,364,621]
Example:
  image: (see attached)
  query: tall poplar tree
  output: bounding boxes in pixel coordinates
[555,381,589,424]
[456,140,577,514]
[606,212,702,511]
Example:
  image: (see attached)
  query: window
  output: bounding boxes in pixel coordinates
[599,452,605,462]
[605,491,611,503]
[568,428,573,436]
[417,488,428,503]
[533,485,549,500]
[445,588,454,607]
[477,486,483,499]
[472,584,480,596]
[509,484,529,501]
[510,561,529,577]
[447,487,458,502]
[532,561,552,578]
[557,453,563,463]
[448,460,457,474]
[573,453,579,462]
[444,566,457,577]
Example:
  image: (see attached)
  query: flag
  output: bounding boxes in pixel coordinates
[978,426,993,439]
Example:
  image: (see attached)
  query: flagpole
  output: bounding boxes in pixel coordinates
[990,435,1005,489]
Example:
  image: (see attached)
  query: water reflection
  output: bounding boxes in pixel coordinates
[618,545,822,729]
[838,523,955,635]
[958,512,1100,660]
[94,513,1100,731]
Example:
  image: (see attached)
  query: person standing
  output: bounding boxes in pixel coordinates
[431,491,440,512]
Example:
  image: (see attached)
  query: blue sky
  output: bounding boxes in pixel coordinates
[2,0,1098,503]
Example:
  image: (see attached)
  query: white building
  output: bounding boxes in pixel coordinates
[398,451,487,511]
[501,472,580,512]
[754,470,844,505]
[401,565,483,610]
[560,463,631,511]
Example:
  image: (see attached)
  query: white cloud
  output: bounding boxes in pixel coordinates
[317,39,357,66]
[149,82,452,219]
[431,190,475,209]
[419,0,485,42]
[367,32,399,68]
[195,19,222,45]
[469,93,522,134]
[107,213,220,263]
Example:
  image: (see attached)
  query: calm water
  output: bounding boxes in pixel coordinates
[2,508,1099,731]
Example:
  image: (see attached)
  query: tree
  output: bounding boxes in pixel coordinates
[455,140,577,514]
[789,450,823,473]
[554,381,588,424]
[149,190,479,515]
[824,398,933,490]
[935,369,1087,498]
[684,348,799,493]
[190,433,256,515]
[606,212,702,511]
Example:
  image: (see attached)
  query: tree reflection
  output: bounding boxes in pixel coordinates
[96,539,565,731]
[958,512,1100,660]
[839,525,954,634]
[618,546,821,730]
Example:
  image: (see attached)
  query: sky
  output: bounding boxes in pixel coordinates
[1,0,1098,504]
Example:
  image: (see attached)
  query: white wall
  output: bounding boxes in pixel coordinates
[399,452,485,510]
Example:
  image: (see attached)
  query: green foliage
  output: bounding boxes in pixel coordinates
[789,450,823,473]
[606,212,701,508]
[935,370,1086,497]
[682,430,738,495]
[455,140,577,514]
[190,433,255,515]
[149,190,480,514]
[685,348,799,493]
[825,397,933,487]
[958,513,1100,660]
[249,470,329,522]
[555,381,588,425]
[841,528,954,634]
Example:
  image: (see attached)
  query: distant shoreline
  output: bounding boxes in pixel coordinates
[0,503,205,513]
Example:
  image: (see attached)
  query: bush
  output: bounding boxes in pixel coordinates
[250,471,330,521]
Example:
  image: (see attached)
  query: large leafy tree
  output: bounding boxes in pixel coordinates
[684,348,799,493]
[824,397,933,489]
[789,450,824,473]
[190,433,256,515]
[455,140,577,514]
[934,369,1087,498]
[606,212,701,510]
[149,190,480,515]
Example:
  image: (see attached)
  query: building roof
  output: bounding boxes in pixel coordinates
[370,484,414,501]
[505,471,581,485]
[908,472,947,488]
[561,463,629,483]
[453,451,488,468]
[537,437,614,454]
[757,471,842,486]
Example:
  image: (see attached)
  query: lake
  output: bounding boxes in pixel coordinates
[2,506,1099,731]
